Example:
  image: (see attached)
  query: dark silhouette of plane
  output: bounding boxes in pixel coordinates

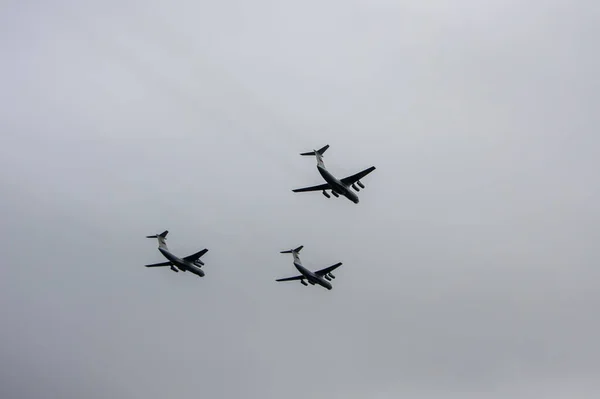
[276,246,342,290]
[145,231,208,277]
[292,145,376,203]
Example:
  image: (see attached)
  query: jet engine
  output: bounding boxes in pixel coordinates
[357,180,365,189]
[322,190,331,198]
[301,280,308,286]
[331,191,339,198]
[170,266,179,272]
[328,273,335,279]
[324,275,331,281]
[194,259,204,267]
[352,183,360,191]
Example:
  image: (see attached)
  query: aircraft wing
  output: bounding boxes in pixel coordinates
[275,275,304,282]
[292,183,331,192]
[183,249,208,262]
[145,261,172,267]
[314,262,342,276]
[340,166,376,185]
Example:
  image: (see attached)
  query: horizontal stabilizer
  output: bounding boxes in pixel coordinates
[146,230,169,239]
[300,144,329,156]
[280,245,303,254]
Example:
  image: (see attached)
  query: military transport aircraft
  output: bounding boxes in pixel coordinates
[292,144,376,203]
[145,230,208,277]
[276,245,342,290]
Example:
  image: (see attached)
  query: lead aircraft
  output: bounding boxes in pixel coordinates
[276,246,342,290]
[292,145,376,203]
[145,230,208,277]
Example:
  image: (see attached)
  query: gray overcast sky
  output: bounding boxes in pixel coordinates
[1,1,599,398]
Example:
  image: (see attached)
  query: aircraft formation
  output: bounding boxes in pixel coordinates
[144,145,376,290]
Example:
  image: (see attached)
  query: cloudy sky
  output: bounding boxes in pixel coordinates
[1,1,599,398]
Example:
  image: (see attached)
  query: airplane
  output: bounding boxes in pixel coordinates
[292,144,376,204]
[275,245,342,290]
[144,230,208,277]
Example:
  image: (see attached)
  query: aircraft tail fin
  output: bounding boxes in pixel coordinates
[300,145,328,168]
[280,245,304,254]
[300,145,329,156]
[146,230,168,239]
[147,230,169,249]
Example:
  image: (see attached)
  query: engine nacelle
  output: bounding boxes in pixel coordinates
[324,275,331,281]
[322,190,331,198]
[357,180,365,189]
[301,280,308,286]
[352,183,360,191]
[331,191,339,197]
[194,259,204,266]
[328,273,335,279]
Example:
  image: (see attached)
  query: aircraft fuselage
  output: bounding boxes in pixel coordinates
[294,262,332,290]
[318,166,359,204]
[159,248,205,277]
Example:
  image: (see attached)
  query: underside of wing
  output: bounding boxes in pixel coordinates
[341,166,376,185]
[292,183,331,193]
[145,261,172,267]
[275,275,304,282]
[183,249,208,262]
[315,262,342,276]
